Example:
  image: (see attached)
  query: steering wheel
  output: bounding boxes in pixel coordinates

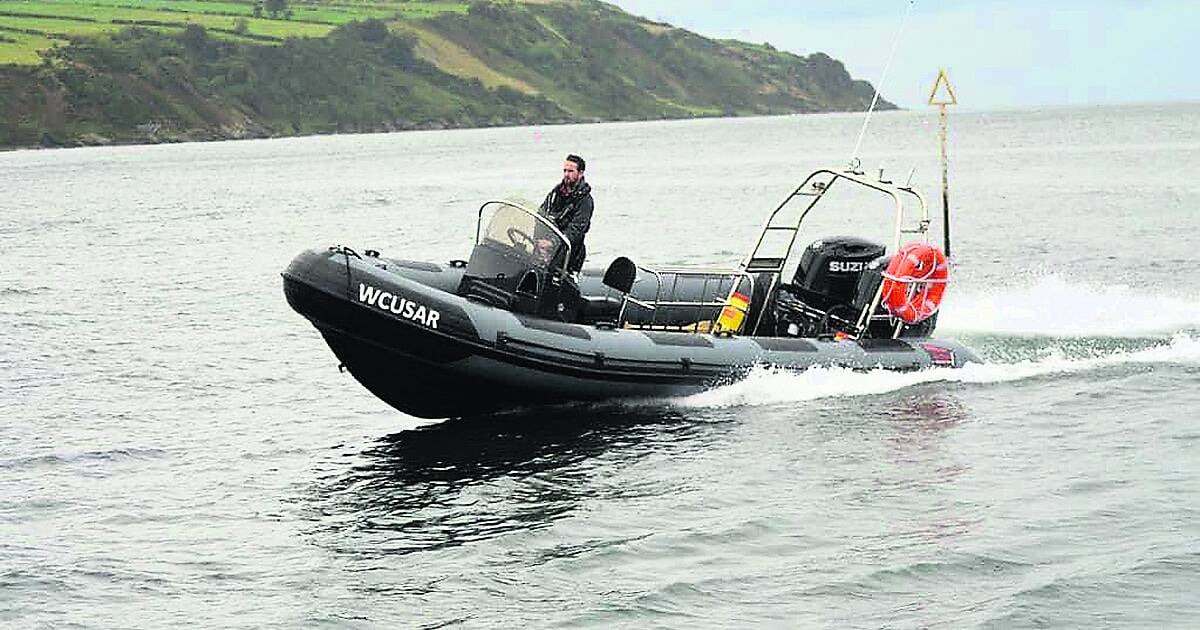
[506,226,537,252]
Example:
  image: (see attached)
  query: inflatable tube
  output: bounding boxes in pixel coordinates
[283,247,979,418]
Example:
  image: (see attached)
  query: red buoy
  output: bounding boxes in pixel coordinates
[880,242,949,324]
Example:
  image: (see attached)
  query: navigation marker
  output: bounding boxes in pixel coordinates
[929,68,957,258]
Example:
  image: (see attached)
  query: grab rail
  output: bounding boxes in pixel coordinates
[617,266,755,334]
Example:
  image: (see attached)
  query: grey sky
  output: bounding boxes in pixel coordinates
[606,0,1198,108]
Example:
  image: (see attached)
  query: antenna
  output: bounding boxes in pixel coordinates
[848,0,916,170]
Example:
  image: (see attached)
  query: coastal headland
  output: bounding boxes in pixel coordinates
[0,0,894,149]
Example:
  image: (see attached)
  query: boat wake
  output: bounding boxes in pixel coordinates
[676,276,1200,409]
[937,273,1200,337]
[676,333,1200,409]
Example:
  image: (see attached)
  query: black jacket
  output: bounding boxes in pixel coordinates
[538,179,593,273]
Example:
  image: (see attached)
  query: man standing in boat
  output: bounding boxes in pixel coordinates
[537,154,593,274]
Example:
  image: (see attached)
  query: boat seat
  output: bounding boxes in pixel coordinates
[579,294,623,323]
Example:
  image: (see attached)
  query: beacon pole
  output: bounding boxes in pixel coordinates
[928,68,957,259]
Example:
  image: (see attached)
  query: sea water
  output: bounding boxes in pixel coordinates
[2,102,1198,627]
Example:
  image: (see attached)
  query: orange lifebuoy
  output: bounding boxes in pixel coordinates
[880,242,949,324]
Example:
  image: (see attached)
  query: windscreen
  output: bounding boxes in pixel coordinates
[480,202,568,270]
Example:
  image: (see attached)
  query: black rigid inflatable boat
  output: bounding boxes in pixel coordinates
[284,167,979,418]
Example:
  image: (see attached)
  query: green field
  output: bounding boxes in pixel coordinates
[0,30,64,63]
[0,0,469,63]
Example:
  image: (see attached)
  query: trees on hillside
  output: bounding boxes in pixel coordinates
[263,0,288,19]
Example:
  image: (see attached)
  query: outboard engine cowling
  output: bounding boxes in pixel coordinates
[769,237,886,337]
[792,236,886,312]
[852,254,891,314]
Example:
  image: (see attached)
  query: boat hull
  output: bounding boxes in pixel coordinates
[283,248,980,418]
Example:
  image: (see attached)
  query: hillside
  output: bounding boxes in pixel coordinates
[0,0,893,148]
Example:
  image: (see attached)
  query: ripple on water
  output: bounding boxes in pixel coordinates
[984,551,1200,628]
[0,448,171,471]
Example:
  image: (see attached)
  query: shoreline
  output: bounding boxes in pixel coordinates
[0,107,884,153]
[6,99,1195,155]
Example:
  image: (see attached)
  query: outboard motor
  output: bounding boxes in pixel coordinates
[792,237,887,310]
[851,255,892,315]
[772,237,885,337]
